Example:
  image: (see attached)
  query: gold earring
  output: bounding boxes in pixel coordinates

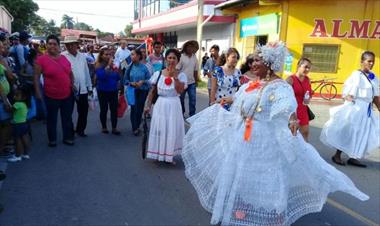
[266,70,271,81]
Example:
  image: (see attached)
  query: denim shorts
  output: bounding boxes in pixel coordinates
[12,122,29,138]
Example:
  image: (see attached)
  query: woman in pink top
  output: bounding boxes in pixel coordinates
[34,35,75,147]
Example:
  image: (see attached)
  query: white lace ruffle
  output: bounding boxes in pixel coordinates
[183,80,369,226]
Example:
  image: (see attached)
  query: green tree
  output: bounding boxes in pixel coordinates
[74,22,93,31]
[0,0,39,31]
[30,15,60,36]
[61,14,74,29]
[95,29,113,38]
[124,24,135,38]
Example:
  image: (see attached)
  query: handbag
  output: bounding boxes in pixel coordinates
[294,76,315,121]
[151,70,162,104]
[126,85,135,106]
[117,95,127,118]
[307,106,315,121]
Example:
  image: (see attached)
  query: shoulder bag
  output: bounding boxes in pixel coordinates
[151,70,162,104]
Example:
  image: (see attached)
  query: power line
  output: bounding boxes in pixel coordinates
[39,8,134,19]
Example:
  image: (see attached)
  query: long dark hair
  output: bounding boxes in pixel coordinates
[95,48,109,69]
[240,54,254,74]
[132,49,143,62]
[217,48,240,66]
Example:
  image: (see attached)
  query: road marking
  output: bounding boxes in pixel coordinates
[327,198,379,226]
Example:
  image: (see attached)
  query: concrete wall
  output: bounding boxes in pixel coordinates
[177,23,235,53]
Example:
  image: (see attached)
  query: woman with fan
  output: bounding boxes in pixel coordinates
[144,49,187,164]
[286,57,313,142]
[321,51,380,167]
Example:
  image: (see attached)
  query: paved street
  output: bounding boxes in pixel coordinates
[0,92,379,226]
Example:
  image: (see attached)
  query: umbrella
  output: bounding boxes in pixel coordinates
[142,113,149,159]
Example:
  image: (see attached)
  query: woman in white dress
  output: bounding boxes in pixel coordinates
[182,42,368,226]
[144,49,187,164]
[321,51,380,167]
[210,48,241,110]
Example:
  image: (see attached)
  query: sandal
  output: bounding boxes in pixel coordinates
[331,156,345,166]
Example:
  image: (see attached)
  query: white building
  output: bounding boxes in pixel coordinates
[0,5,13,33]
[132,0,236,52]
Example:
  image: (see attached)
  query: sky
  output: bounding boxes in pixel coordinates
[34,0,135,33]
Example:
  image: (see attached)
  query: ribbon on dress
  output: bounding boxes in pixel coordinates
[367,103,372,117]
[244,117,253,142]
[245,81,261,92]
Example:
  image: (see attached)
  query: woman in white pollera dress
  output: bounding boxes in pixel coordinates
[321,51,380,167]
[144,49,187,164]
[182,42,369,226]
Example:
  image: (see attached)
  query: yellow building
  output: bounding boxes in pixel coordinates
[220,0,380,96]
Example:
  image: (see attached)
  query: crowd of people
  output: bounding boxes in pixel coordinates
[0,29,379,224]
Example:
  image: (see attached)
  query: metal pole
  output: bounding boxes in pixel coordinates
[196,0,204,80]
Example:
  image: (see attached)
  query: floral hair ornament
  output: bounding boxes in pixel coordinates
[164,77,173,86]
[256,41,288,72]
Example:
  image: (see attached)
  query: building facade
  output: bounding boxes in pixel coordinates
[132,0,236,52]
[221,0,379,94]
[0,5,13,33]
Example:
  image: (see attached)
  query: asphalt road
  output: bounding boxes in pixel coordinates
[0,92,379,226]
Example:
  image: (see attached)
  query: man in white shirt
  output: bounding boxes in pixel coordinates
[62,36,93,137]
[114,40,131,74]
[176,40,199,117]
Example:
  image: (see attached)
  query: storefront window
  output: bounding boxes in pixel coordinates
[302,44,340,73]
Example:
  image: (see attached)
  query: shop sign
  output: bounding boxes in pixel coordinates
[310,19,380,39]
[240,13,278,38]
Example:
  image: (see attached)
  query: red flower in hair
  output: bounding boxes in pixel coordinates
[164,77,173,86]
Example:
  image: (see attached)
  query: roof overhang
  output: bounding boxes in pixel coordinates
[132,15,235,35]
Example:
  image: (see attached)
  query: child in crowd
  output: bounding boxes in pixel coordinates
[7,87,31,162]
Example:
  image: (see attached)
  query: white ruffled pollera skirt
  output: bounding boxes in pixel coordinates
[182,104,369,226]
[147,96,185,162]
[320,100,380,158]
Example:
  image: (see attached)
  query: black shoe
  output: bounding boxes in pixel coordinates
[48,141,57,147]
[0,171,6,181]
[112,129,121,135]
[77,131,87,137]
[347,158,367,168]
[102,129,109,134]
[331,156,345,166]
[63,140,74,146]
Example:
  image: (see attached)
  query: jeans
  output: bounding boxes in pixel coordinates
[180,83,196,117]
[75,94,89,134]
[130,89,149,131]
[98,90,118,129]
[45,95,74,142]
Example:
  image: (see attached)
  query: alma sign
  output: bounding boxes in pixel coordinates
[310,19,380,39]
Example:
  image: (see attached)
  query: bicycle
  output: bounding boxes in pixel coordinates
[310,77,338,100]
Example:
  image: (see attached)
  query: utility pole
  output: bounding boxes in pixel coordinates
[196,0,204,80]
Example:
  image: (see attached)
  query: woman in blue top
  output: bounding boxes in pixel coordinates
[125,49,151,136]
[95,47,121,135]
[210,48,241,110]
